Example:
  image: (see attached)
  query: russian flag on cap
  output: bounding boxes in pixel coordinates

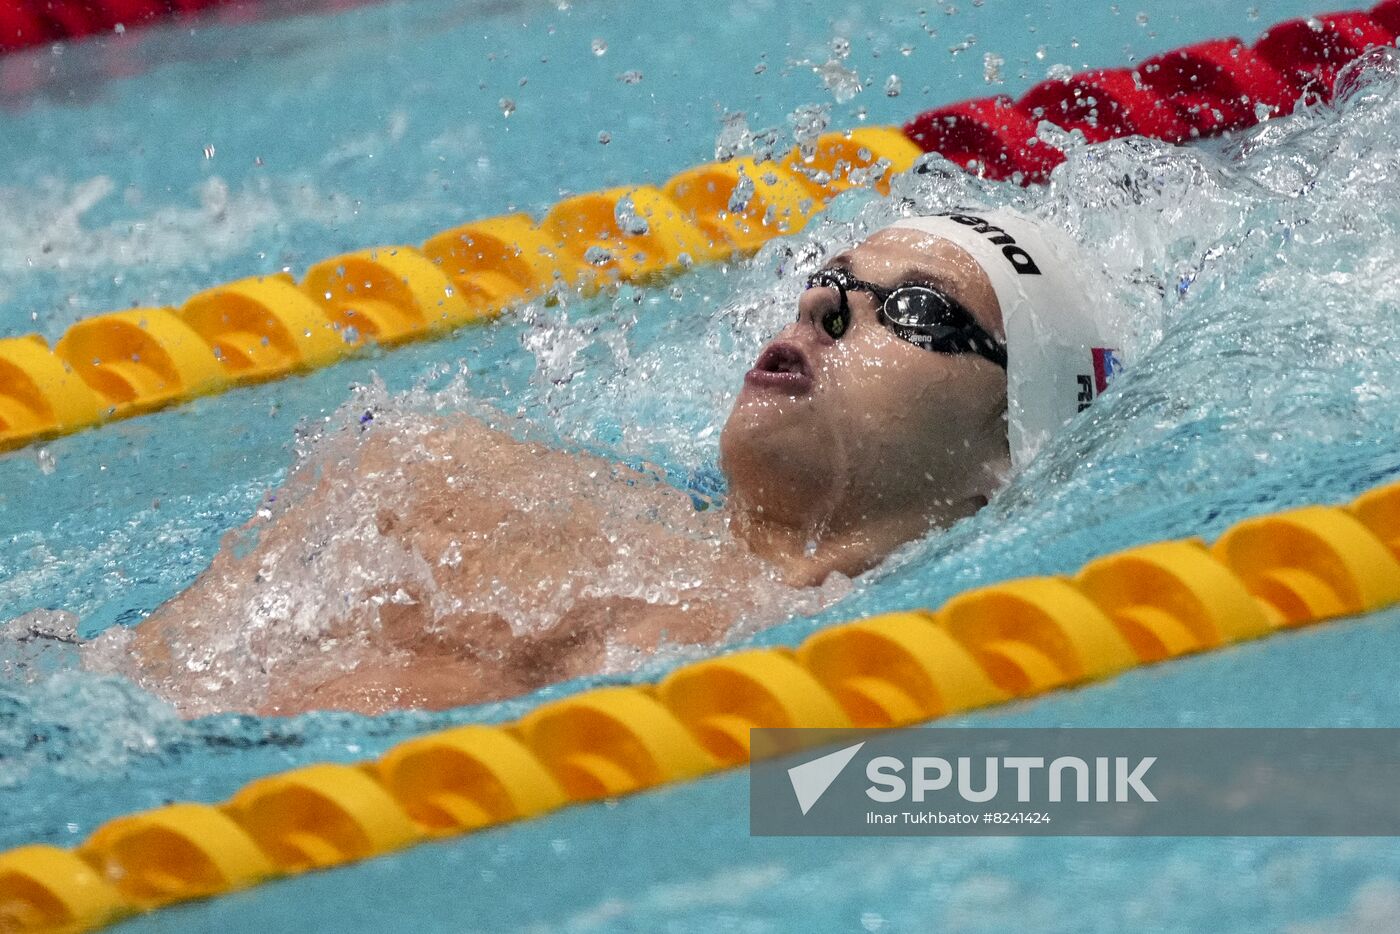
[1093,347,1123,395]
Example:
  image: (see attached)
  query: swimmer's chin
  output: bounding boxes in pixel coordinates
[727,381,821,438]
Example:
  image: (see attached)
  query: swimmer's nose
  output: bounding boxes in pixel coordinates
[794,284,841,346]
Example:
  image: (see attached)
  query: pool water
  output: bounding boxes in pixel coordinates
[4,0,1400,931]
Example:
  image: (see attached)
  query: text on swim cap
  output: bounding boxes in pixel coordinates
[939,213,1043,276]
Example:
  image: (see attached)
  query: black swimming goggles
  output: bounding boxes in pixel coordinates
[804,267,1007,370]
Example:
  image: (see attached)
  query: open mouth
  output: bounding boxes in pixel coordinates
[744,341,814,394]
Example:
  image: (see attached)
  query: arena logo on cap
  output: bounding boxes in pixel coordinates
[936,212,1043,276]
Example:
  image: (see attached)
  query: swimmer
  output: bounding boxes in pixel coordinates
[99,208,1122,717]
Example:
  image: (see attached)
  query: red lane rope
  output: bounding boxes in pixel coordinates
[1,2,1397,185]
[902,3,1400,183]
[0,0,372,53]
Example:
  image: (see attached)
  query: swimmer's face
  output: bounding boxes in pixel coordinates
[720,227,1010,536]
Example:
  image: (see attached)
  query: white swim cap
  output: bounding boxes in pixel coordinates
[883,209,1124,468]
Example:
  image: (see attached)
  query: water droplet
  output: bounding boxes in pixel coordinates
[815,58,863,103]
[983,51,1004,84]
[499,98,516,118]
[614,194,649,234]
[788,103,831,150]
[1135,11,1149,25]
[591,38,607,56]
[36,448,56,475]
[597,130,612,145]
[884,74,902,97]
[715,111,753,161]
[728,166,755,214]
[948,35,976,56]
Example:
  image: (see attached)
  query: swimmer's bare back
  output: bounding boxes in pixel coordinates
[94,415,818,717]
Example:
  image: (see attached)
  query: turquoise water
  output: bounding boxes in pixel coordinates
[4,0,1400,931]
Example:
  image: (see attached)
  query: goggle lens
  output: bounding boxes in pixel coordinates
[803,267,1006,369]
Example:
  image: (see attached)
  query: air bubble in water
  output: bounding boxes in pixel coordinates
[617,70,643,84]
[584,245,614,266]
[591,38,608,56]
[598,131,612,145]
[36,448,56,475]
[202,144,215,159]
[885,74,902,97]
[499,98,516,118]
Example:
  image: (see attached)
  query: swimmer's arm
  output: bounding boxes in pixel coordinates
[117,414,751,715]
[282,597,732,715]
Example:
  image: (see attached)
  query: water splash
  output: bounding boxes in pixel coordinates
[80,366,838,716]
